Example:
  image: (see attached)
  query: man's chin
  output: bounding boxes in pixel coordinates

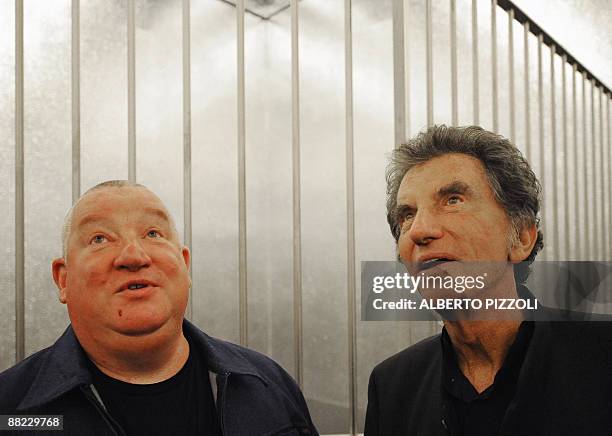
[109,316,176,337]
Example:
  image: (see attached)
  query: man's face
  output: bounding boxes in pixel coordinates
[396,153,521,276]
[53,187,190,341]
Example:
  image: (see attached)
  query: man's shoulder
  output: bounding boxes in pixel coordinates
[185,322,300,391]
[371,333,441,381]
[0,347,54,412]
[210,335,294,378]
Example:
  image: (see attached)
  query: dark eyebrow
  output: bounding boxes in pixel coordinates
[394,204,416,220]
[436,181,473,199]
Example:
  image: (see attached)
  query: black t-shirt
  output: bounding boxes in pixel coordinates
[441,321,534,436]
[89,341,222,436]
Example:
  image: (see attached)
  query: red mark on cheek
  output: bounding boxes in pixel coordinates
[118,309,123,317]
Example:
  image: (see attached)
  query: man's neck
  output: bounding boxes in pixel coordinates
[445,319,522,393]
[83,327,190,384]
[444,272,523,393]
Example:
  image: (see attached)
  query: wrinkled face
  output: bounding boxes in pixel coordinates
[396,153,521,284]
[53,187,190,340]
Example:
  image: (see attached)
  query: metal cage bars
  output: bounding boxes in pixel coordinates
[10,1,612,434]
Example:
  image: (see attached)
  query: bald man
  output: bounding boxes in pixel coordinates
[0,180,317,436]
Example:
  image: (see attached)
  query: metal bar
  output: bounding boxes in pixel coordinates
[237,0,248,345]
[403,0,410,139]
[392,0,405,146]
[344,2,356,432]
[591,80,597,259]
[183,0,193,319]
[598,86,604,261]
[425,0,433,127]
[450,0,457,126]
[550,45,558,259]
[561,56,569,260]
[15,0,25,364]
[537,33,545,260]
[290,0,303,388]
[71,0,80,204]
[508,8,515,141]
[523,21,530,161]
[497,0,610,95]
[127,0,136,182]
[572,65,579,260]
[608,96,611,260]
[472,0,479,125]
[491,0,498,132]
[582,73,589,259]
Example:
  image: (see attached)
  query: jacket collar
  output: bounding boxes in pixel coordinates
[17,326,92,411]
[17,319,265,411]
[182,320,266,383]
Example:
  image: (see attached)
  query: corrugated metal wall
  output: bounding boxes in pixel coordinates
[1,0,610,433]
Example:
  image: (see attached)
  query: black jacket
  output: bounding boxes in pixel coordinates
[0,320,318,436]
[364,317,612,436]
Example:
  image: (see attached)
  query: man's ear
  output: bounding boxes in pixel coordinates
[52,258,68,304]
[509,223,537,263]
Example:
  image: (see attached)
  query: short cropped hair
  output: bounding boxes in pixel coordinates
[386,125,543,283]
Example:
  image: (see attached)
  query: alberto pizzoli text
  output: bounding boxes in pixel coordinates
[372,298,539,311]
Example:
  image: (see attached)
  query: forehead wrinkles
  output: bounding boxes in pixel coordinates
[397,154,489,205]
[69,188,177,241]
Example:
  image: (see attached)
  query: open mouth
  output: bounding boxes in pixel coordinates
[419,258,455,271]
[127,283,148,290]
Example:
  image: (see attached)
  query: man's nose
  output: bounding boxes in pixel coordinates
[407,208,444,246]
[113,241,152,271]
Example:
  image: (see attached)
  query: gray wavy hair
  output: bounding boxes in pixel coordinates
[386,125,543,283]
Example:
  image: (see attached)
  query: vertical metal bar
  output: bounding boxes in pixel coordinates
[537,33,545,260]
[450,0,457,126]
[472,0,479,125]
[491,0,498,132]
[508,9,515,141]
[344,3,356,432]
[561,56,569,261]
[15,0,25,364]
[237,0,248,346]
[607,96,611,260]
[127,0,136,182]
[582,73,589,259]
[590,80,597,259]
[598,87,604,261]
[425,0,433,127]
[550,45,558,259]
[523,21,530,161]
[71,0,80,204]
[290,0,303,388]
[403,0,410,139]
[572,65,579,260]
[392,0,405,146]
[183,0,193,319]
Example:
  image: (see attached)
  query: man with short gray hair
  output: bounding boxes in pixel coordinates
[0,180,317,435]
[364,125,612,436]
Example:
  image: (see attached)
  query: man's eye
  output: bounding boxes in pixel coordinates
[147,230,162,238]
[90,235,108,244]
[447,196,462,205]
[399,215,414,231]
